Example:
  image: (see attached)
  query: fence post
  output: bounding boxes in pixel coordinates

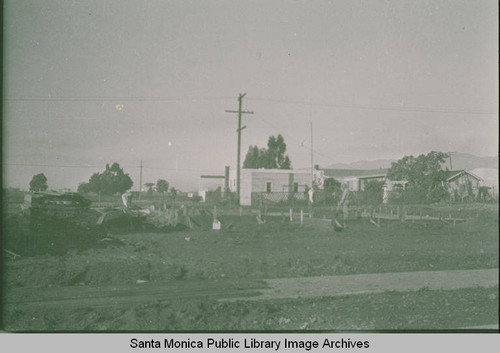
[289,208,293,222]
[300,209,304,225]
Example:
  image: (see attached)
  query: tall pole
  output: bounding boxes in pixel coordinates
[139,159,143,200]
[448,152,453,170]
[310,121,314,186]
[237,95,243,203]
[226,93,253,205]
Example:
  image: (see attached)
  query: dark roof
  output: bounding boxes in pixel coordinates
[200,175,225,179]
[322,168,388,178]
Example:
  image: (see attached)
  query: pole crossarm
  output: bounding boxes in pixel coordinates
[225,110,254,114]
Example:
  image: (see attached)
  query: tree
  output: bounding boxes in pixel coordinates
[29,173,48,192]
[156,179,169,193]
[363,180,385,205]
[82,163,133,195]
[387,151,449,203]
[243,134,292,169]
[77,182,90,194]
[323,177,341,204]
[144,182,155,195]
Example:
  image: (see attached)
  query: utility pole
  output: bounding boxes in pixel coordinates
[139,159,143,200]
[310,122,314,185]
[226,93,253,205]
[448,152,453,170]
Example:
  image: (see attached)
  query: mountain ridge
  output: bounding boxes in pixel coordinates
[324,152,498,170]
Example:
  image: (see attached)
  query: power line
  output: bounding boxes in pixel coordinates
[3,96,234,102]
[2,163,222,173]
[5,95,495,115]
[247,97,497,116]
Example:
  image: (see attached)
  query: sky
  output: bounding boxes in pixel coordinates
[3,0,498,192]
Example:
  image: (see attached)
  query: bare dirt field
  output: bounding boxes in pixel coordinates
[2,204,498,331]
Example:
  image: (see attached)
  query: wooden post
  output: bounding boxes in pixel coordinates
[300,209,304,225]
[290,208,293,222]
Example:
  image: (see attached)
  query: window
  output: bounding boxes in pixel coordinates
[293,182,299,192]
[266,182,272,193]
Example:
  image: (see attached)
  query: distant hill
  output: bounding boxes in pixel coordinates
[326,159,395,170]
[324,152,498,170]
[447,152,498,170]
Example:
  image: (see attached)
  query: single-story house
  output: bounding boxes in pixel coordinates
[229,168,313,206]
[320,169,388,191]
[444,169,482,201]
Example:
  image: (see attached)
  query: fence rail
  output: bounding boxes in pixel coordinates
[251,192,309,207]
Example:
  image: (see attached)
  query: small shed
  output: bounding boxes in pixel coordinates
[444,170,482,201]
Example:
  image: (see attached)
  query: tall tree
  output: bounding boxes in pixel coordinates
[80,163,133,195]
[156,179,169,193]
[387,151,449,203]
[29,173,48,192]
[243,134,292,169]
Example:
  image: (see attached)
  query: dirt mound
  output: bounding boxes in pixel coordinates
[3,214,122,257]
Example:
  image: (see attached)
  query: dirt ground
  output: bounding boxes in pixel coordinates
[2,205,498,331]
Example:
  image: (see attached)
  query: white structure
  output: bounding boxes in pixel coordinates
[229,168,313,206]
[320,169,388,191]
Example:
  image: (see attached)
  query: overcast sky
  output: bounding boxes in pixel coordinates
[3,0,498,191]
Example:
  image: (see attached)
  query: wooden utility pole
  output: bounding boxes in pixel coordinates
[226,93,253,205]
[310,121,314,185]
[139,159,143,200]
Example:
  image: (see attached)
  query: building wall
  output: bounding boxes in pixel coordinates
[238,169,312,206]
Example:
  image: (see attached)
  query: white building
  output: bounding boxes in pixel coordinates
[229,168,313,206]
[320,169,388,191]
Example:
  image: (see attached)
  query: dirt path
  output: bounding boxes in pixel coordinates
[226,268,499,301]
[4,269,498,308]
[4,278,268,309]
